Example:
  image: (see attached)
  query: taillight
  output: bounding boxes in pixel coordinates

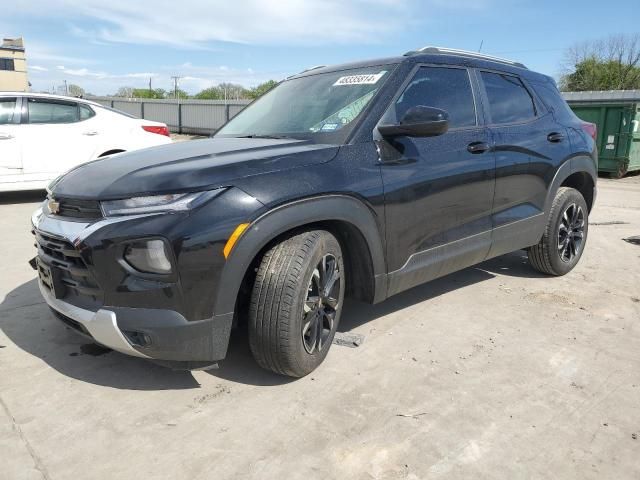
[581,122,597,141]
[142,125,170,137]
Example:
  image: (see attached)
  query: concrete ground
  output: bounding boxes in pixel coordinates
[1,176,639,480]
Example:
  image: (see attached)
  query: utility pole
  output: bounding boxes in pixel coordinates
[171,76,181,99]
[149,76,152,92]
[64,79,68,95]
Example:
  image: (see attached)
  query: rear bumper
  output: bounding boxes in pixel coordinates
[41,279,233,361]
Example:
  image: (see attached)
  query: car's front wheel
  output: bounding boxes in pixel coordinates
[248,230,344,377]
[528,187,589,276]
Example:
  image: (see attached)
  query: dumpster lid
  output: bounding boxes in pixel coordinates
[562,90,640,104]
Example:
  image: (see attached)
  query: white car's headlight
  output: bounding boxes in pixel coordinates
[100,189,225,217]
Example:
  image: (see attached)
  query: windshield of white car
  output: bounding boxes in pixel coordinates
[216,65,396,144]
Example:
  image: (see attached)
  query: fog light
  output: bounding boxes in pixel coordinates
[124,239,172,274]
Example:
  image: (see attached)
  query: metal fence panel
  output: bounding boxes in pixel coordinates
[143,102,179,129]
[182,103,228,133]
[111,100,143,118]
[87,97,250,135]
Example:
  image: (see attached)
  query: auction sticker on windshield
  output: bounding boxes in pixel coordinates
[333,71,387,86]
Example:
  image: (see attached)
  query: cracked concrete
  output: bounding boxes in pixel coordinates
[0,176,639,479]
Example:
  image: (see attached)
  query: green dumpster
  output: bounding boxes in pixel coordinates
[563,91,640,178]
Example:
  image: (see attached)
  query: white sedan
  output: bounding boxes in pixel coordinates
[0,92,172,192]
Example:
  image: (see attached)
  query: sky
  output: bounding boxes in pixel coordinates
[3,0,639,95]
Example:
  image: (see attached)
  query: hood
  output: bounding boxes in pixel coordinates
[51,137,339,199]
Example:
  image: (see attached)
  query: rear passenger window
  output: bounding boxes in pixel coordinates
[481,72,536,124]
[0,97,17,124]
[79,104,95,120]
[394,67,476,128]
[27,99,79,124]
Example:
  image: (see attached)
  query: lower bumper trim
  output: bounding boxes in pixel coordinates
[39,281,149,358]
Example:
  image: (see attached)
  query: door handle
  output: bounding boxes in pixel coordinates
[0,133,14,140]
[467,142,490,154]
[83,131,99,136]
[547,132,565,143]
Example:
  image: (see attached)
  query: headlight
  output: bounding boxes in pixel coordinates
[100,189,225,216]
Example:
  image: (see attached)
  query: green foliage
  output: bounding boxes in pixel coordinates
[247,80,279,99]
[194,80,278,100]
[193,86,223,100]
[132,88,167,99]
[561,58,640,91]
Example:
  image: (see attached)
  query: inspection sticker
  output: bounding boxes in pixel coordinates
[333,71,387,86]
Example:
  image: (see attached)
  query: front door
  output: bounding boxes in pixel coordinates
[378,66,495,296]
[20,97,96,176]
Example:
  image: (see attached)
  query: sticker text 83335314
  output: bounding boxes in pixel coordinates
[333,71,387,86]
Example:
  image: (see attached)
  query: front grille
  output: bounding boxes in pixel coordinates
[33,230,102,304]
[56,198,102,219]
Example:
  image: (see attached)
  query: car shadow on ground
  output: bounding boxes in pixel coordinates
[0,251,541,390]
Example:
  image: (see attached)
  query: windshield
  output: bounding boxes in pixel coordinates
[217,65,395,144]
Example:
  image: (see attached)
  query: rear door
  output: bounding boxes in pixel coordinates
[379,65,495,295]
[477,70,570,257]
[20,97,97,175]
[0,96,22,173]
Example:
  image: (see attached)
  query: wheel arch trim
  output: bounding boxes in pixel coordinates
[212,194,387,316]
[544,155,597,215]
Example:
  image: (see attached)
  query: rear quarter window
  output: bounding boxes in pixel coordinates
[531,81,579,125]
[481,72,536,124]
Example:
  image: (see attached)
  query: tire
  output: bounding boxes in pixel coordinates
[527,187,589,276]
[248,230,345,377]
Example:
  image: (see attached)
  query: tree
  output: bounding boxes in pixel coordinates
[560,34,640,91]
[114,87,134,98]
[173,88,189,99]
[67,84,85,97]
[132,88,167,99]
[194,86,223,100]
[248,80,278,99]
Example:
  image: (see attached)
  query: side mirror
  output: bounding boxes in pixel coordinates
[378,106,450,138]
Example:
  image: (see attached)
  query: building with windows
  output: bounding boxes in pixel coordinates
[0,38,28,92]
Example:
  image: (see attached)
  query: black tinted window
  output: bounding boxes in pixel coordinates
[28,99,79,124]
[531,81,577,124]
[0,59,15,71]
[394,67,476,128]
[0,98,17,124]
[481,72,536,124]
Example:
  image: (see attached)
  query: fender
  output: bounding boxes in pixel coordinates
[212,194,388,316]
[543,154,597,215]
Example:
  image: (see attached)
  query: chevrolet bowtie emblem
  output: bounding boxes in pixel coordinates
[48,199,60,215]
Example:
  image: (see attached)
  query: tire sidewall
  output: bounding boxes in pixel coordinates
[548,189,589,275]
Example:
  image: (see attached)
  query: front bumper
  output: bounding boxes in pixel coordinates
[30,189,261,363]
[41,278,234,362]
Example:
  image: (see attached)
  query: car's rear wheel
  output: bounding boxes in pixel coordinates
[527,187,589,276]
[248,230,344,377]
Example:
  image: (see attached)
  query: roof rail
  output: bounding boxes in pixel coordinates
[299,65,327,74]
[404,46,527,69]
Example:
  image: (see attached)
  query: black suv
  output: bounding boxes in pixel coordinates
[31,47,597,377]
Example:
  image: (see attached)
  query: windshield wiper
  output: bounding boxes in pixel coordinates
[235,134,291,139]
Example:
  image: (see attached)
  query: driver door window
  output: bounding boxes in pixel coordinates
[393,66,477,128]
